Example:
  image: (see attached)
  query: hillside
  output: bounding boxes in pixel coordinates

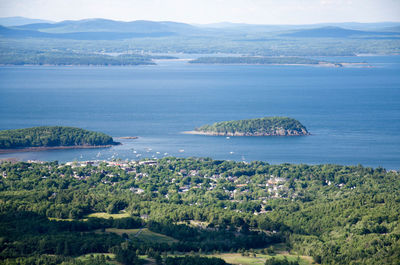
[1,18,400,58]
[0,16,53,27]
[14,18,198,34]
[0,126,120,149]
[191,117,309,136]
[281,26,398,38]
[0,157,399,264]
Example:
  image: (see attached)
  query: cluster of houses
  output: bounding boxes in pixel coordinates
[3,159,292,204]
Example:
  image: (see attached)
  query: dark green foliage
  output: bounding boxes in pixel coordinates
[0,126,119,148]
[195,117,309,135]
[0,158,399,264]
[111,243,141,265]
[0,212,124,260]
[146,221,275,252]
[165,256,229,265]
[0,50,156,65]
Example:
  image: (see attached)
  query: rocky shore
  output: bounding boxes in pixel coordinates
[183,128,309,136]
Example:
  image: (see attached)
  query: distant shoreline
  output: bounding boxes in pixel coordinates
[0,61,372,68]
[0,145,117,154]
[188,62,371,68]
[117,136,138,139]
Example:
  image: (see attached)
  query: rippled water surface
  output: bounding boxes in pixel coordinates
[0,56,399,169]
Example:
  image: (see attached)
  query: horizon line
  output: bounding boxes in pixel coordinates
[1,16,400,26]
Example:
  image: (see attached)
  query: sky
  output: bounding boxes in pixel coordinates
[0,0,399,24]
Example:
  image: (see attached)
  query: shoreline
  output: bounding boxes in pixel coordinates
[188,62,371,68]
[0,145,118,154]
[0,61,371,68]
[182,130,310,136]
[117,136,138,139]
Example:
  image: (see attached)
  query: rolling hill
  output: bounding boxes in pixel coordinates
[281,26,398,38]
[0,16,53,26]
[14,18,198,34]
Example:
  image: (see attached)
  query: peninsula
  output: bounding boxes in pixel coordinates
[0,126,120,153]
[186,117,310,136]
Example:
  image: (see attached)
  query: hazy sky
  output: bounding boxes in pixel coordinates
[0,0,399,24]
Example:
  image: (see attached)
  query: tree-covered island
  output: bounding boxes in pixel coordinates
[0,126,120,152]
[187,117,309,136]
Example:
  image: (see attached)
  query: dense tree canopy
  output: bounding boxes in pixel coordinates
[0,157,399,264]
[0,126,119,148]
[195,117,309,136]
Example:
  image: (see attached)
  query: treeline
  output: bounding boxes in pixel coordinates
[0,50,155,65]
[147,220,278,252]
[0,126,119,148]
[189,56,321,65]
[195,117,309,135]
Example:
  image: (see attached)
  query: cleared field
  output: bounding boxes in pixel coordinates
[48,217,74,221]
[211,253,313,265]
[104,228,178,244]
[85,212,131,219]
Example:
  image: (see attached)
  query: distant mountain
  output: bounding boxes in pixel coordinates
[281,26,398,38]
[0,16,53,26]
[2,18,399,40]
[0,25,51,38]
[14,18,198,34]
[201,22,400,34]
[381,26,400,32]
[0,25,174,40]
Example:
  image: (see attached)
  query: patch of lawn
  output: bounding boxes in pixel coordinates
[210,253,313,265]
[102,228,178,244]
[86,212,131,219]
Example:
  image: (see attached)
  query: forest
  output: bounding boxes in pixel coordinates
[0,157,399,264]
[0,51,157,65]
[195,117,309,136]
[0,126,120,149]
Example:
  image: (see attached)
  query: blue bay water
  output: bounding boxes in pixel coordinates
[0,56,399,169]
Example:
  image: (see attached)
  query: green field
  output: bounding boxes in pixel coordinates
[102,228,178,244]
[85,212,131,219]
[210,253,313,265]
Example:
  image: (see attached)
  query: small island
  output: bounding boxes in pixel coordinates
[0,126,120,153]
[185,117,310,136]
